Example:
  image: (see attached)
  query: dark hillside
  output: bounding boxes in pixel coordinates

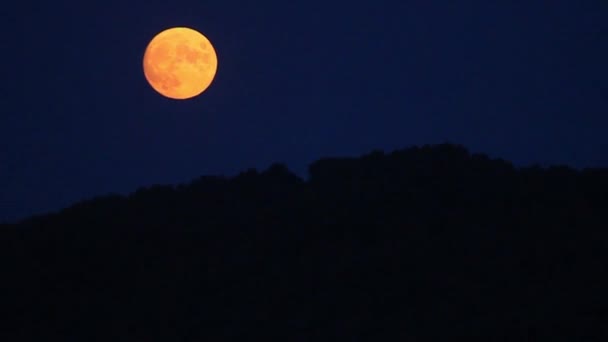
[3,143,608,340]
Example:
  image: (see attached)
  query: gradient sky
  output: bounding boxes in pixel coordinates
[2,0,607,222]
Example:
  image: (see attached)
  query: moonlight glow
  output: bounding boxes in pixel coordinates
[143,27,218,100]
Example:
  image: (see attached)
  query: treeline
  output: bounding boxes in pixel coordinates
[2,143,607,340]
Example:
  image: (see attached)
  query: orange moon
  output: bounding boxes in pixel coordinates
[143,27,218,100]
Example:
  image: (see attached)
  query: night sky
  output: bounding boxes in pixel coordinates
[2,0,607,222]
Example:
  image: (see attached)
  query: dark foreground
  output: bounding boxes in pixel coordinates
[2,144,608,340]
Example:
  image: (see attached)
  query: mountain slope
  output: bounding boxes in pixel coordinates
[3,143,608,340]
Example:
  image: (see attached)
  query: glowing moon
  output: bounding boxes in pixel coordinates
[143,27,218,100]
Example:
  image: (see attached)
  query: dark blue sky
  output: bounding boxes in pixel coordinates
[2,0,607,222]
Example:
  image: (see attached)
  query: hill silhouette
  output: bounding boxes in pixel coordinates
[2,143,608,340]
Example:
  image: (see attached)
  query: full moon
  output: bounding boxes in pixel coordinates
[143,27,218,100]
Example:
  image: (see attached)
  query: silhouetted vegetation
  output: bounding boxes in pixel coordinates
[2,143,607,340]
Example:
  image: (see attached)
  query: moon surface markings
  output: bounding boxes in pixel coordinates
[143,27,217,99]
